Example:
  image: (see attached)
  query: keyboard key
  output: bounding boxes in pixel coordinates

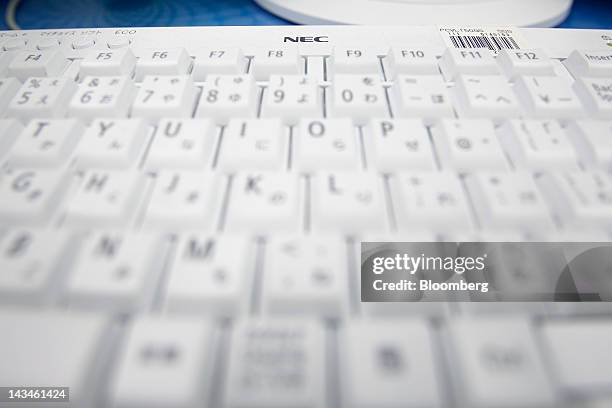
[131,75,197,120]
[312,172,386,233]
[225,319,325,408]
[0,50,17,76]
[391,172,473,233]
[573,77,612,119]
[65,231,162,310]
[192,47,247,80]
[74,118,149,169]
[541,320,612,395]
[567,120,612,170]
[341,320,442,408]
[196,74,257,124]
[0,167,69,225]
[72,36,96,50]
[251,46,301,80]
[448,317,555,408]
[144,170,220,230]
[0,308,108,406]
[7,49,67,81]
[0,118,23,158]
[225,172,301,233]
[134,47,192,81]
[264,236,347,317]
[499,119,579,171]
[165,234,251,316]
[64,169,144,226]
[439,48,498,80]
[391,75,454,124]
[7,119,82,167]
[465,172,554,233]
[432,119,508,171]
[2,38,26,51]
[68,76,136,120]
[365,119,437,171]
[217,118,287,171]
[330,74,388,124]
[261,75,322,125]
[515,75,584,119]
[34,38,60,50]
[145,118,216,169]
[385,46,439,76]
[564,50,612,78]
[293,118,360,171]
[80,48,137,76]
[330,46,381,75]
[496,48,555,79]
[453,75,520,120]
[0,77,21,114]
[0,228,70,303]
[109,317,213,408]
[7,76,76,122]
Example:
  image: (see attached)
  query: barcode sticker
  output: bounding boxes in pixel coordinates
[438,26,528,55]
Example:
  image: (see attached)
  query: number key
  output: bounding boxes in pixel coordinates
[330,74,388,124]
[68,76,136,121]
[7,77,76,122]
[131,75,197,120]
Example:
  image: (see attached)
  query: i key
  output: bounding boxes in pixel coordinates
[131,75,198,120]
[7,77,76,122]
[69,76,136,121]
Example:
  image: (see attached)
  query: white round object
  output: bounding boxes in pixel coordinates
[254,0,573,28]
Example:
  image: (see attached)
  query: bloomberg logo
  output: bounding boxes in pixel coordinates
[283,36,329,43]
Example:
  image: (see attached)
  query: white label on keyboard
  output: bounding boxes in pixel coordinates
[261,75,321,125]
[7,77,76,122]
[294,119,360,171]
[69,76,136,120]
[438,26,526,55]
[131,75,198,120]
[195,74,257,124]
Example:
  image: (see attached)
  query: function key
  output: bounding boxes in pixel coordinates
[192,47,247,80]
[72,36,96,50]
[330,46,382,76]
[496,48,555,79]
[134,48,191,81]
[439,48,499,80]
[385,47,439,76]
[565,50,612,78]
[7,50,68,81]
[3,37,26,51]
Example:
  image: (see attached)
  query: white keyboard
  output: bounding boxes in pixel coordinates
[0,25,612,408]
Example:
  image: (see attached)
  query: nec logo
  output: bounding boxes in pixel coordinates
[283,36,329,43]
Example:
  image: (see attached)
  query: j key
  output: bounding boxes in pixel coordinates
[499,120,579,171]
[0,119,23,158]
[497,48,555,79]
[385,47,439,76]
[165,234,251,316]
[144,170,220,230]
[0,167,69,225]
[224,319,325,408]
[192,47,247,80]
[74,118,149,169]
[0,229,69,303]
[341,320,442,408]
[65,231,162,310]
[131,75,197,120]
[515,75,584,120]
[365,119,437,171]
[449,317,556,408]
[7,77,76,122]
[391,75,454,124]
[64,169,144,226]
[225,172,301,233]
[330,74,388,124]
[432,119,509,171]
[217,119,287,171]
[293,118,360,171]
[454,75,520,120]
[330,46,381,75]
[109,317,213,408]
[541,320,612,395]
[261,75,321,125]
[564,50,612,78]
[573,77,612,119]
[567,120,612,170]
[7,119,82,168]
[391,172,474,233]
[7,49,68,81]
[69,76,136,120]
[251,46,301,80]
[0,77,21,114]
[196,74,257,124]
[80,48,137,76]
[264,236,347,318]
[311,172,387,233]
[439,48,499,80]
[134,48,192,81]
[0,309,108,407]
[539,171,612,229]
[465,172,555,233]
[145,118,216,169]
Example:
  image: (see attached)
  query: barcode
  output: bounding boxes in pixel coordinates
[449,34,519,52]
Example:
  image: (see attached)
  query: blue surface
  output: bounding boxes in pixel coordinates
[0,0,610,31]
